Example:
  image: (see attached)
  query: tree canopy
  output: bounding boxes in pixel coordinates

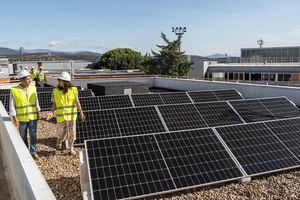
[99,48,144,70]
[144,33,193,76]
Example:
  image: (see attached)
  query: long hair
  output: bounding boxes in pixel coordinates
[58,81,73,94]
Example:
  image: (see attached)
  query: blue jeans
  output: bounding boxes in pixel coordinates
[19,120,37,154]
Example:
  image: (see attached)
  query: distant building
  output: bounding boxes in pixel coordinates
[241,46,300,63]
[189,46,300,82]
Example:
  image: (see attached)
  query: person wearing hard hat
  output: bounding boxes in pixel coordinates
[36,62,44,87]
[46,72,85,155]
[9,70,41,160]
[30,66,37,82]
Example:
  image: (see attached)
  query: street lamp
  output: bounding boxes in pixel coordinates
[19,47,24,61]
[172,26,187,36]
[257,39,264,62]
[171,26,187,52]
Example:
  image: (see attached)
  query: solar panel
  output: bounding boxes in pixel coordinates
[159,92,192,104]
[131,93,164,107]
[76,110,120,144]
[265,118,300,160]
[98,95,133,110]
[259,97,300,119]
[0,89,10,95]
[213,89,243,101]
[187,91,218,103]
[155,129,244,188]
[194,102,243,127]
[0,94,9,112]
[79,97,101,111]
[38,92,52,111]
[85,135,175,200]
[216,123,300,176]
[37,87,54,93]
[158,104,207,131]
[114,106,166,136]
[78,89,93,97]
[229,99,276,122]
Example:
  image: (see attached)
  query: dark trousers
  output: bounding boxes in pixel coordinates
[19,120,37,153]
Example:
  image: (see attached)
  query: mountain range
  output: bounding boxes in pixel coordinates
[0,47,102,57]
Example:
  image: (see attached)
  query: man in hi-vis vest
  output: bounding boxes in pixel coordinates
[46,72,85,155]
[10,70,41,160]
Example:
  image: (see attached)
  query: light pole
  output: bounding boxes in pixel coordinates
[19,47,24,61]
[172,26,187,52]
[257,39,264,63]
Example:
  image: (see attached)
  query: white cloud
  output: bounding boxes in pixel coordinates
[291,29,300,36]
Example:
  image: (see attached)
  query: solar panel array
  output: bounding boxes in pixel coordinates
[187,89,243,103]
[85,128,245,200]
[82,92,300,200]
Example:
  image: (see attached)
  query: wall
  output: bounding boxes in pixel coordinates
[153,77,300,105]
[0,104,56,200]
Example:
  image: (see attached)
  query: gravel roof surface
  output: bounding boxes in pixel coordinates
[36,112,300,200]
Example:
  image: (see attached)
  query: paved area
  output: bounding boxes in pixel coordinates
[0,145,12,200]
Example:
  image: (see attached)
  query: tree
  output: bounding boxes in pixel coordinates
[145,33,193,76]
[99,48,144,70]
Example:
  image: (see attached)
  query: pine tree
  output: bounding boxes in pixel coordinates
[147,33,193,76]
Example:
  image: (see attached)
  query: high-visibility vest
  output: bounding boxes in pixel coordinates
[37,70,44,81]
[30,70,37,79]
[53,87,78,123]
[11,85,38,122]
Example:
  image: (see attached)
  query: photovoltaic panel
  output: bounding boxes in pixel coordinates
[76,110,120,144]
[229,99,276,122]
[38,92,52,111]
[114,106,166,136]
[159,92,192,104]
[259,97,300,119]
[187,91,218,103]
[194,101,243,127]
[0,94,9,112]
[131,93,164,107]
[155,129,244,189]
[79,96,101,111]
[213,89,243,101]
[0,89,10,95]
[158,104,207,131]
[78,89,93,97]
[98,95,133,110]
[37,87,54,93]
[85,135,176,200]
[265,118,300,160]
[216,123,300,176]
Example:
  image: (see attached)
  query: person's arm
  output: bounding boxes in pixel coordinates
[75,93,85,120]
[35,93,41,119]
[9,92,19,127]
[46,93,56,120]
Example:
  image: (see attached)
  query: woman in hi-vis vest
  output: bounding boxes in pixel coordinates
[46,72,85,155]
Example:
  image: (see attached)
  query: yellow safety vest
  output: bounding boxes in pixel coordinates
[53,87,78,123]
[30,70,37,79]
[38,70,44,81]
[11,85,38,122]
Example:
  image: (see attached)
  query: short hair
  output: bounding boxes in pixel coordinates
[37,62,42,65]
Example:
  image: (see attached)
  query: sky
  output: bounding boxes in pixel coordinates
[1,0,300,56]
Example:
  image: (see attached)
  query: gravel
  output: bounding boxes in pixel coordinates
[36,112,300,200]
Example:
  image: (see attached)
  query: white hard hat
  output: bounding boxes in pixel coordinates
[31,66,35,69]
[57,72,71,81]
[24,66,28,70]
[39,66,43,69]
[18,70,31,79]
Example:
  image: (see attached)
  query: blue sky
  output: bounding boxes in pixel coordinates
[1,0,300,56]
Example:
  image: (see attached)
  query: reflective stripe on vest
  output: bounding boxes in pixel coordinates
[53,87,78,123]
[11,85,38,122]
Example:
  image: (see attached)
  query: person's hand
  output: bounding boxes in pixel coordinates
[79,112,86,121]
[13,118,19,127]
[46,112,54,121]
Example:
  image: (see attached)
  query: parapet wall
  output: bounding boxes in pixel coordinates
[0,103,56,200]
